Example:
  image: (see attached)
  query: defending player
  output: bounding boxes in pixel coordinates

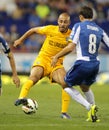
[51,6,109,122]
[0,34,20,95]
[14,13,71,119]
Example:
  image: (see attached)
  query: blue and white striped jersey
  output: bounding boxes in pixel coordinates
[70,20,109,61]
[0,34,10,54]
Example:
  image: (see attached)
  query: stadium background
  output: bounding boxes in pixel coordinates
[0,0,109,78]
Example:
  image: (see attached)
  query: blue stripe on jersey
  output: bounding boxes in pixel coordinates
[70,21,109,61]
[0,35,10,54]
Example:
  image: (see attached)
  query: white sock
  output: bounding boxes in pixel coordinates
[84,89,95,105]
[64,87,91,110]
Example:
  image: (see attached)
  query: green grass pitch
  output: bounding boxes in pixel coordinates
[0,75,109,130]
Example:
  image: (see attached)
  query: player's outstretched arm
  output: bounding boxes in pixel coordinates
[13,27,40,47]
[7,52,20,88]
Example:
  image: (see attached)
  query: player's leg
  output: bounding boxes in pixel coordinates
[80,66,99,105]
[64,61,94,109]
[63,63,91,110]
[52,68,71,119]
[64,61,99,122]
[19,66,44,98]
[15,66,44,106]
[64,87,99,122]
[61,89,70,119]
[80,85,95,105]
[80,67,99,121]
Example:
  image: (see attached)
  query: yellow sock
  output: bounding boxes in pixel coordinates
[61,89,70,113]
[19,80,34,99]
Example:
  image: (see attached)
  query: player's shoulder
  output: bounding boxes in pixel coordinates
[73,22,81,29]
[41,25,58,32]
[88,21,104,33]
[71,22,81,32]
[37,25,57,33]
[74,22,81,27]
[44,25,57,29]
[93,22,103,31]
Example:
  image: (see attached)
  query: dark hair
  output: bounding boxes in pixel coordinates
[79,6,93,19]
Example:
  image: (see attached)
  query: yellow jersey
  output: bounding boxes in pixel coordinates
[37,25,71,57]
[33,25,71,76]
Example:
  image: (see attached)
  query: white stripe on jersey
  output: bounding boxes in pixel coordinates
[72,26,80,44]
[74,26,91,61]
[102,31,109,47]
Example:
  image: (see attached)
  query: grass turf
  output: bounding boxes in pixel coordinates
[0,76,109,130]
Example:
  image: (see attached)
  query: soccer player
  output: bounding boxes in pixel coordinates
[0,34,20,95]
[14,13,71,119]
[51,6,109,122]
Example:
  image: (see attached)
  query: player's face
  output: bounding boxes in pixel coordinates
[58,16,70,33]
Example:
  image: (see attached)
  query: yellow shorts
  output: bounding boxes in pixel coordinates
[32,55,64,78]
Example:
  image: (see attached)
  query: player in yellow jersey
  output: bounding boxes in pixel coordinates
[14,13,71,119]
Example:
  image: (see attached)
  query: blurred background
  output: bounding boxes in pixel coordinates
[0,0,109,82]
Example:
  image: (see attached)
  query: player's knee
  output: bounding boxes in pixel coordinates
[80,86,89,92]
[29,76,41,84]
[59,81,67,89]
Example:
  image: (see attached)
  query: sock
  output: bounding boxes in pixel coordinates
[61,89,70,113]
[19,80,34,99]
[64,87,91,110]
[84,89,95,105]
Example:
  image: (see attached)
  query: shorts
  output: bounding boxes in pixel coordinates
[65,60,100,87]
[32,54,64,79]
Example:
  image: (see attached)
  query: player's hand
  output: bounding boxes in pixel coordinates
[51,56,58,67]
[13,39,22,47]
[12,75,20,88]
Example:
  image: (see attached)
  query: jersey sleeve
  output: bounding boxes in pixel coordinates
[0,35,10,54]
[69,23,80,44]
[37,25,52,35]
[102,31,109,47]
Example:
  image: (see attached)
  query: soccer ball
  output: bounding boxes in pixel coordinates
[22,98,38,114]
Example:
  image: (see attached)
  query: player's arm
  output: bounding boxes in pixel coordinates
[13,27,41,47]
[51,42,76,67]
[51,24,79,67]
[0,36,20,88]
[7,51,20,88]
